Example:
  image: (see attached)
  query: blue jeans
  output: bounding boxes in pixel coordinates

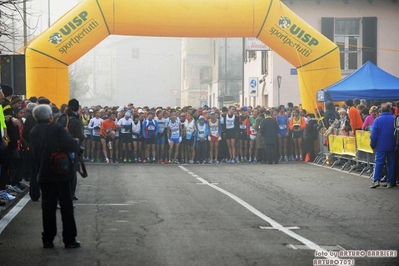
[373,151,396,184]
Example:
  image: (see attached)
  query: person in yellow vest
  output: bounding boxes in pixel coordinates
[289,109,307,161]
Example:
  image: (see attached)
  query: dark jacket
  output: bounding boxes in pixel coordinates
[370,112,396,152]
[259,117,279,145]
[30,121,80,184]
[67,111,85,143]
[306,118,318,141]
[22,109,36,145]
[323,101,338,129]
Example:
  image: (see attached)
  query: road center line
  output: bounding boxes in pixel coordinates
[179,165,342,262]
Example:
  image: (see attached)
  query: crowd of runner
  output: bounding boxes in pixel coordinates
[1,81,399,203]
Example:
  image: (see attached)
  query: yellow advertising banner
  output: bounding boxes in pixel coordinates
[355,130,374,154]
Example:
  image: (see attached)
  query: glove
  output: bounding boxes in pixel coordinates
[168,139,171,145]
[208,136,211,141]
[179,136,182,143]
[218,136,221,141]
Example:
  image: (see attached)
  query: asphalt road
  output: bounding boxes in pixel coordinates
[0,162,398,266]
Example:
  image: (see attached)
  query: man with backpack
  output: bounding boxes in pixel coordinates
[56,99,85,200]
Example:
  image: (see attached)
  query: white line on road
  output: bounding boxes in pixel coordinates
[179,165,344,263]
[0,194,31,235]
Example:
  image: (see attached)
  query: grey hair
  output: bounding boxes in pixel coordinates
[27,102,37,112]
[32,104,52,121]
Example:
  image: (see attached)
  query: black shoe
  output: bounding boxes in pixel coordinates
[43,242,54,249]
[0,201,6,206]
[65,240,81,249]
[72,196,79,201]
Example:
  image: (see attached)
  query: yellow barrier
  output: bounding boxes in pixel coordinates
[355,130,374,154]
[342,137,356,157]
[26,0,341,108]
[328,135,344,155]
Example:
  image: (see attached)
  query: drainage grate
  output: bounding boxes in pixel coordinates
[286,244,345,251]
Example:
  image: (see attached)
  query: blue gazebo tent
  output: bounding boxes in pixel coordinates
[324,61,399,101]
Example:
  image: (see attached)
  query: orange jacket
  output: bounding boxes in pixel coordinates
[348,106,363,132]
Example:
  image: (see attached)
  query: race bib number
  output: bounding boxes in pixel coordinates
[148,125,155,130]
[279,124,287,130]
[240,124,246,130]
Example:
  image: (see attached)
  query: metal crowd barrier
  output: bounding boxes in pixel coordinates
[315,129,374,177]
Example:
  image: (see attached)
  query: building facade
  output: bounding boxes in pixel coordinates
[243,0,399,109]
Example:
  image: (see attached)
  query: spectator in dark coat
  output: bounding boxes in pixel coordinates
[323,101,338,129]
[259,110,279,164]
[30,104,81,249]
[22,102,40,201]
[66,99,85,200]
[305,114,318,161]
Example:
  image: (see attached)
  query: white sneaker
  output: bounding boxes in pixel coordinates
[0,190,16,201]
[105,158,110,164]
[20,180,30,188]
[8,185,23,193]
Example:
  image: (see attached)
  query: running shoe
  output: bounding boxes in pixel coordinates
[230,159,236,164]
[370,182,380,188]
[284,156,289,162]
[8,185,23,193]
[253,158,258,163]
[105,158,110,164]
[128,159,132,163]
[90,158,95,163]
[0,190,16,200]
[123,158,127,163]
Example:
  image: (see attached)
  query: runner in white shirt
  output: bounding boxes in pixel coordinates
[131,114,142,163]
[167,111,182,164]
[88,110,103,163]
[117,111,133,163]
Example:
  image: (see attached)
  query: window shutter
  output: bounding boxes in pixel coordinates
[321,17,334,41]
[362,17,377,65]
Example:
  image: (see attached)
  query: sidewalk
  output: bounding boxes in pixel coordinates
[0,187,29,218]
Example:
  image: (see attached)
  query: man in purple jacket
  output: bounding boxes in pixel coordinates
[370,103,396,188]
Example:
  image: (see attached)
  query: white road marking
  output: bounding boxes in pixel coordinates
[260,226,300,230]
[74,203,137,206]
[0,194,30,235]
[179,165,344,264]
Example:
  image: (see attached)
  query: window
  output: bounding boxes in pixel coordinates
[335,18,361,72]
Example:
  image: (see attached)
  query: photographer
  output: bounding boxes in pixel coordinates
[30,104,81,249]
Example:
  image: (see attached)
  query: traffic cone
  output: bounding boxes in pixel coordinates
[305,152,311,162]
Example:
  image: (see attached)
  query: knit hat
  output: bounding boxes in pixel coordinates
[10,96,22,106]
[68,98,79,112]
[0,84,13,97]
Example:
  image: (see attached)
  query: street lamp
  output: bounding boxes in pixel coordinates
[277,75,282,106]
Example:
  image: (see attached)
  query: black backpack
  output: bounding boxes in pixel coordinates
[55,113,70,131]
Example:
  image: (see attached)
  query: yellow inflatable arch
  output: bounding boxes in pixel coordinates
[26,0,341,110]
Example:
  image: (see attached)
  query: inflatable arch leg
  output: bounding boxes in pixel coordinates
[26,0,340,109]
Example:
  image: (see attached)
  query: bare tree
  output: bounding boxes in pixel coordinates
[0,0,38,54]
